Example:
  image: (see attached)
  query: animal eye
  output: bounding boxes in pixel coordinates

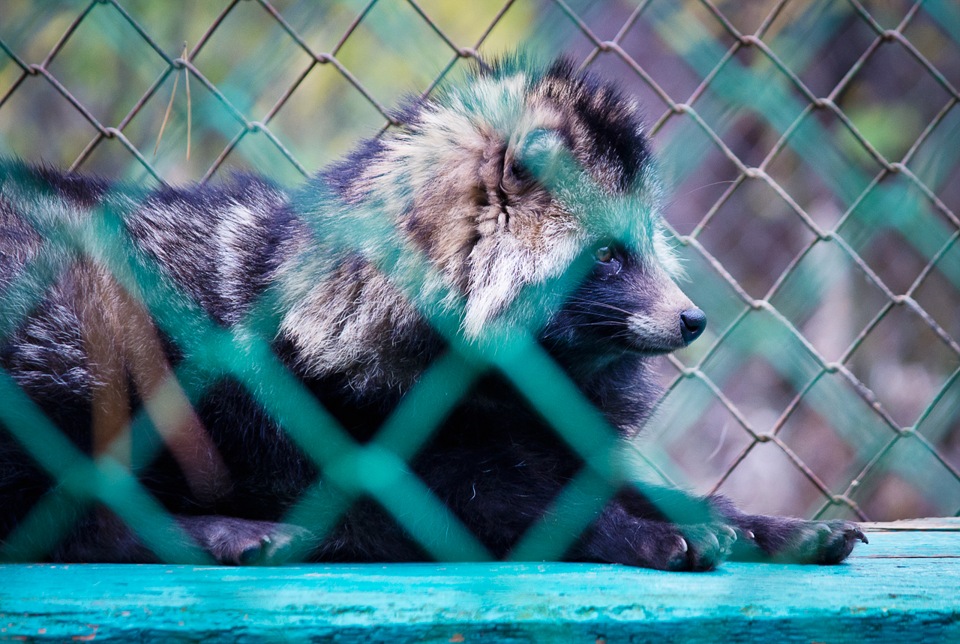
[593,242,623,277]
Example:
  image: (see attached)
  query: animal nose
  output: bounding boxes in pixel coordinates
[680,308,707,345]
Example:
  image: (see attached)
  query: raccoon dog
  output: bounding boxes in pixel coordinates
[0,57,865,569]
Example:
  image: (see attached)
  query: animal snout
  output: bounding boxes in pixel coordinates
[680,308,707,345]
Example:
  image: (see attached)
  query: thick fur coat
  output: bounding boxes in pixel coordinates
[0,58,865,568]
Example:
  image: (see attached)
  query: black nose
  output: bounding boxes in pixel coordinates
[680,308,707,345]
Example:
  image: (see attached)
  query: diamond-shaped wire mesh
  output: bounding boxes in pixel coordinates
[1,0,958,564]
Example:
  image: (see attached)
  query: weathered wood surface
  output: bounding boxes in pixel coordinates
[1,520,958,642]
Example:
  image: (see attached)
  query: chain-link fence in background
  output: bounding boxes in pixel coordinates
[1,0,958,563]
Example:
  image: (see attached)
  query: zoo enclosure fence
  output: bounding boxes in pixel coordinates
[0,0,959,563]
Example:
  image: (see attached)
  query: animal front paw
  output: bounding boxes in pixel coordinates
[670,523,738,571]
[784,520,867,564]
[632,522,737,571]
[733,516,867,564]
[179,516,314,565]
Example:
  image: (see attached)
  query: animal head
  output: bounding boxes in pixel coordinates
[336,56,706,357]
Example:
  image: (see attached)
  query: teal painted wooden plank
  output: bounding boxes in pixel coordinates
[1,529,959,642]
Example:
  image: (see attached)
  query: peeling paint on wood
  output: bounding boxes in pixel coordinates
[0,526,958,642]
[862,518,960,532]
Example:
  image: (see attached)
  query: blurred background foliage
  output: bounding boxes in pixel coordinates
[1,0,958,523]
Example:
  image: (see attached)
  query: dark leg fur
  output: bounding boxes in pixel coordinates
[8,483,865,568]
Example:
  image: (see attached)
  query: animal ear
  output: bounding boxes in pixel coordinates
[515,128,563,182]
[502,128,563,193]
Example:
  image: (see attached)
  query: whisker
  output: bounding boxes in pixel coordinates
[540,319,627,340]
[564,297,635,317]
[567,321,624,328]
[563,311,623,322]
[672,180,737,201]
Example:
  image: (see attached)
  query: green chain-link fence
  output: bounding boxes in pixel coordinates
[1,0,959,564]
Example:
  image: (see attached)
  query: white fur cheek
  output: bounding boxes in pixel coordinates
[653,226,685,280]
[462,237,526,338]
[461,224,588,338]
[536,232,585,283]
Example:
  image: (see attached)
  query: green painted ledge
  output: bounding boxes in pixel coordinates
[1,520,958,643]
